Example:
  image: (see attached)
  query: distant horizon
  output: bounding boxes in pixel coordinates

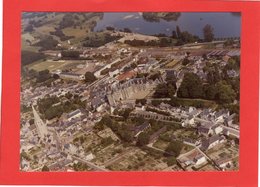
[22,12,241,38]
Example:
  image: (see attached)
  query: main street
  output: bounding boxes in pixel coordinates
[71,155,109,171]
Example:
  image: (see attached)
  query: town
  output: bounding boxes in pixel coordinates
[20,12,240,172]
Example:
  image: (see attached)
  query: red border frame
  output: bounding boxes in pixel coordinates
[1,0,260,186]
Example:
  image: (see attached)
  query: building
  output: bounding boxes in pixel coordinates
[107,78,161,106]
[201,135,225,151]
[132,121,151,138]
[59,72,85,81]
[216,158,233,170]
[194,154,207,166]
[67,109,82,121]
[198,126,213,137]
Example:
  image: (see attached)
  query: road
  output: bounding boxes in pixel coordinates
[71,155,109,171]
[103,147,135,167]
[221,125,239,138]
[146,143,174,156]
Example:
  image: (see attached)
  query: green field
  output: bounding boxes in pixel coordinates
[165,60,181,68]
[27,60,77,72]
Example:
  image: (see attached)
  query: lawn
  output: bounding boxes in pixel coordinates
[153,139,169,150]
[27,60,76,72]
[34,25,56,35]
[165,59,181,68]
[175,97,218,109]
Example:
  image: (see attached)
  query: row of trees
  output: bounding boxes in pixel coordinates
[50,28,74,41]
[154,59,239,105]
[177,73,237,104]
[172,26,200,45]
[153,70,177,98]
[142,13,181,22]
[83,33,122,47]
[34,36,59,51]
[172,24,214,44]
[21,51,46,66]
[94,115,134,143]
[37,94,85,120]
[61,50,80,59]
[124,38,173,47]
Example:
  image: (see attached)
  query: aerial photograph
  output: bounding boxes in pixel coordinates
[20,12,240,172]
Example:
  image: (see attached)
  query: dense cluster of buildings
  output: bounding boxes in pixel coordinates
[20,31,240,172]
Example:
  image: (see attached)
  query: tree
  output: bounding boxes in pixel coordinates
[176,26,181,39]
[84,72,96,83]
[159,37,172,47]
[204,84,217,100]
[136,132,150,146]
[99,115,113,126]
[165,141,183,157]
[29,119,34,125]
[118,108,133,120]
[166,156,177,166]
[215,82,236,104]
[42,165,50,171]
[172,30,177,39]
[153,83,171,98]
[61,50,80,59]
[135,99,147,105]
[34,36,59,51]
[180,31,196,43]
[167,84,176,98]
[151,100,162,107]
[120,130,133,143]
[24,25,34,32]
[182,57,190,66]
[207,68,222,84]
[21,51,46,66]
[37,69,51,83]
[177,73,204,98]
[165,70,177,84]
[123,28,132,33]
[53,74,60,79]
[149,72,161,81]
[202,54,207,60]
[203,24,214,42]
[106,26,115,31]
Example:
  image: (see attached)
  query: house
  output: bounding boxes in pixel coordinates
[212,124,223,135]
[188,107,201,117]
[214,110,228,123]
[226,49,240,57]
[149,126,167,143]
[198,125,213,136]
[109,69,120,77]
[20,158,31,171]
[222,129,230,136]
[117,71,136,81]
[85,153,95,161]
[59,72,85,81]
[182,115,195,127]
[183,138,201,146]
[91,97,104,109]
[67,109,82,121]
[201,135,225,151]
[224,113,236,126]
[193,154,207,166]
[132,121,151,137]
[216,158,233,170]
[64,143,77,154]
[199,109,212,120]
[97,128,120,141]
[227,70,239,78]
